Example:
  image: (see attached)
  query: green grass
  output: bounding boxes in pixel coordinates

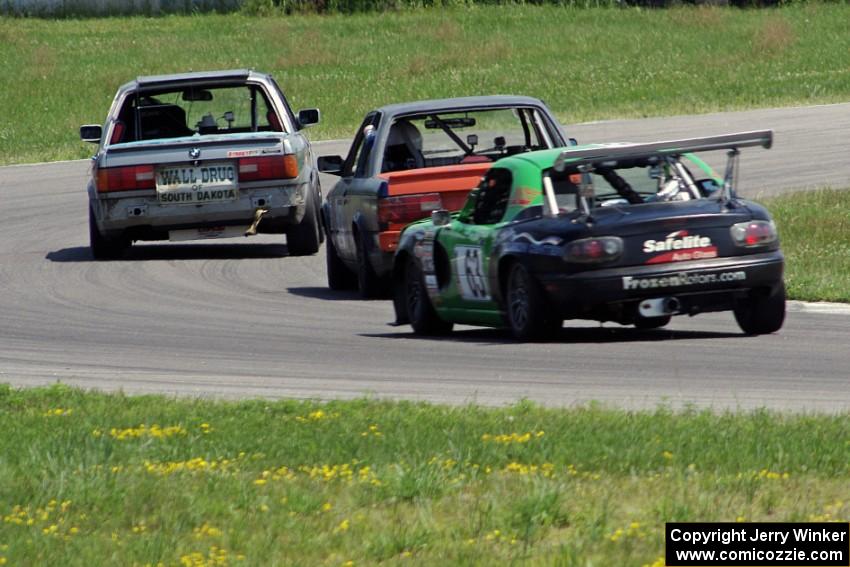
[762,188,850,303]
[2,5,850,165]
[1,384,849,566]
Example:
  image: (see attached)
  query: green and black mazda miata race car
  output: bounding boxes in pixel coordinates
[391,131,785,339]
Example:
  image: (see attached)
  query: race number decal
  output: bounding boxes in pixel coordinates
[456,246,490,301]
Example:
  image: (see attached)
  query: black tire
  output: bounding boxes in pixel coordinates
[734,282,786,335]
[326,234,356,290]
[405,257,452,335]
[287,190,320,256]
[634,315,671,330]
[89,205,128,260]
[356,230,388,299]
[506,263,559,340]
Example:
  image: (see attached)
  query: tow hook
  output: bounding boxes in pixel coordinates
[245,208,269,236]
[639,297,681,318]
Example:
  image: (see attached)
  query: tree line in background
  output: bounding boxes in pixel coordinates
[0,0,823,17]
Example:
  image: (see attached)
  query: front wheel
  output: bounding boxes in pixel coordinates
[356,231,388,299]
[326,234,356,290]
[734,282,786,335]
[405,258,452,335]
[506,263,559,340]
[89,205,128,260]
[287,191,320,256]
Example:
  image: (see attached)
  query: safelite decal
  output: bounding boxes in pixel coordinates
[643,230,717,264]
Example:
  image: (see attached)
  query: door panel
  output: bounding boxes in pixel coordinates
[432,166,517,319]
[328,114,379,264]
[435,221,499,314]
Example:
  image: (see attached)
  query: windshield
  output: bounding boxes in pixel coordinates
[112,84,282,143]
[549,155,720,212]
[382,107,557,172]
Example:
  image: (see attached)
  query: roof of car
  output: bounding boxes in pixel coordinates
[375,95,550,118]
[118,69,266,92]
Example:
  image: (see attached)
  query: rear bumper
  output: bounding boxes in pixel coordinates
[92,182,308,239]
[537,251,784,321]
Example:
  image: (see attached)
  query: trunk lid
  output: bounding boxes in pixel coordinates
[102,132,287,168]
[378,162,490,212]
[585,199,754,268]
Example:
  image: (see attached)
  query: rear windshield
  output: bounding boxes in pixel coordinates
[112,84,282,143]
[382,107,559,172]
[549,156,720,211]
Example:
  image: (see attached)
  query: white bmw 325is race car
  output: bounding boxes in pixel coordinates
[80,69,323,259]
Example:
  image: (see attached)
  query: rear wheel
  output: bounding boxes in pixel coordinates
[405,258,452,335]
[326,234,356,290]
[287,191,320,256]
[734,282,786,335]
[634,315,671,330]
[506,263,559,340]
[356,230,388,298]
[89,206,128,260]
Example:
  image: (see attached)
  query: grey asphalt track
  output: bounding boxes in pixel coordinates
[2,104,849,410]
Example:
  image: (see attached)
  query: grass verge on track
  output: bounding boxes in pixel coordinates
[1,384,849,566]
[2,5,850,165]
[762,188,850,303]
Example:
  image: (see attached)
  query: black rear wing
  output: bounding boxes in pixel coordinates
[552,130,773,173]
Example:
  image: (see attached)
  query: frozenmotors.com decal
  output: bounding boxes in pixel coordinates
[623,270,746,290]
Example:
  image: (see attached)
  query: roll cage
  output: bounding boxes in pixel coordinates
[545,130,773,219]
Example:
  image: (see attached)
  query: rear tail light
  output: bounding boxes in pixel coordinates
[95,165,155,193]
[378,193,443,226]
[730,220,777,247]
[238,155,298,182]
[564,236,623,264]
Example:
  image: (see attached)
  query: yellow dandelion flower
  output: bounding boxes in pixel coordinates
[322,502,333,512]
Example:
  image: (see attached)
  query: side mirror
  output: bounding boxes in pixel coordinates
[431,209,451,227]
[297,108,320,129]
[568,137,578,146]
[80,124,102,143]
[317,155,344,175]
